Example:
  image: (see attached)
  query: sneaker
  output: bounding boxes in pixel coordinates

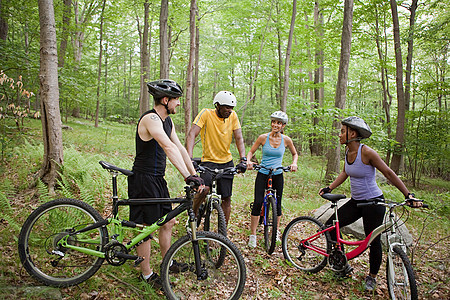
[364,275,377,291]
[276,230,281,243]
[334,264,353,279]
[169,260,188,273]
[248,235,257,248]
[140,272,162,290]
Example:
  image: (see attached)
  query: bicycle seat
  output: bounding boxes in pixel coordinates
[99,161,134,176]
[321,193,346,203]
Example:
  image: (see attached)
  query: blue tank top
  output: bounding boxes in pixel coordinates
[259,134,286,175]
[345,144,382,200]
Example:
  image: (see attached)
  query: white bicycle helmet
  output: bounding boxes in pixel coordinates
[270,111,288,124]
[341,116,372,139]
[213,91,236,107]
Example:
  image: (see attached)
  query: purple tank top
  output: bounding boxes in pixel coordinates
[345,144,382,200]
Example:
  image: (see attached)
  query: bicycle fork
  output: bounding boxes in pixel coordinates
[187,208,208,280]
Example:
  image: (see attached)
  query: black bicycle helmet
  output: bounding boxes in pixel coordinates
[147,79,183,98]
[341,116,372,139]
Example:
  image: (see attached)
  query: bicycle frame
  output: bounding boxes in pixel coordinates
[300,200,397,261]
[57,165,199,263]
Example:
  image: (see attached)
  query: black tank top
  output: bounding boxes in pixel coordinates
[132,109,173,176]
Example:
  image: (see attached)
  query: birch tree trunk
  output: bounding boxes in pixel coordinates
[281,0,297,112]
[324,0,354,181]
[184,0,196,135]
[160,0,170,78]
[38,0,64,194]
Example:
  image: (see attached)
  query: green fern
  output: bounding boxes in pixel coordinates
[0,192,20,232]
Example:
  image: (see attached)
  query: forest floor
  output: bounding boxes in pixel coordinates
[1,173,449,300]
[0,118,448,299]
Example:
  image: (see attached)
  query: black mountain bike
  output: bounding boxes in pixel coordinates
[18,161,246,300]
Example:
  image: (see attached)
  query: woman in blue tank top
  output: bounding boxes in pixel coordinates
[319,116,421,291]
[246,111,298,249]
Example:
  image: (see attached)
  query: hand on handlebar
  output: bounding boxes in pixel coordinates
[289,163,298,172]
[185,174,205,191]
[246,161,255,170]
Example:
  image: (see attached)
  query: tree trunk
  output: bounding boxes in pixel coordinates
[38,0,64,194]
[374,4,392,164]
[0,0,8,40]
[184,0,196,135]
[160,0,170,78]
[324,0,354,182]
[193,15,200,121]
[281,0,297,112]
[58,0,72,68]
[389,0,406,174]
[138,0,150,115]
[94,0,106,128]
[310,1,324,156]
[240,5,273,124]
[405,0,418,111]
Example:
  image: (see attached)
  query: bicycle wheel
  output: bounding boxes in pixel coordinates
[161,231,246,300]
[386,245,418,300]
[263,196,277,254]
[18,198,109,287]
[282,216,330,273]
[204,199,227,267]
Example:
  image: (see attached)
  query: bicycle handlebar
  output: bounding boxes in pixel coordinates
[320,193,428,209]
[196,165,238,176]
[253,165,291,173]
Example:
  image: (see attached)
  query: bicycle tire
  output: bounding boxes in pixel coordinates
[204,200,227,267]
[281,216,330,273]
[386,245,418,300]
[263,196,278,254]
[160,231,246,300]
[18,198,109,287]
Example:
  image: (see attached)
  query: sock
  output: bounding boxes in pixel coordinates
[142,271,153,280]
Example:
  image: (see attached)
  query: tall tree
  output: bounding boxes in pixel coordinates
[138,0,150,115]
[324,0,354,181]
[58,0,72,68]
[389,0,406,174]
[404,0,418,111]
[94,0,106,128]
[184,0,196,134]
[310,1,324,156]
[281,0,297,112]
[160,0,169,78]
[0,0,8,40]
[38,0,63,194]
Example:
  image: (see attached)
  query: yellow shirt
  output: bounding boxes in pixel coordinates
[193,108,241,164]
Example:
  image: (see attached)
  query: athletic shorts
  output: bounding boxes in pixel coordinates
[199,160,234,199]
[127,172,171,225]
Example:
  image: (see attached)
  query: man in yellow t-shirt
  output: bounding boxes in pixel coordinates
[186,91,247,224]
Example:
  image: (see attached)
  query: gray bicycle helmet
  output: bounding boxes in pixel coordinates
[213,91,236,107]
[147,79,183,98]
[341,116,372,139]
[270,111,288,124]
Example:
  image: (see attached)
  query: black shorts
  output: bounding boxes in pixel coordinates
[127,172,171,225]
[199,160,234,199]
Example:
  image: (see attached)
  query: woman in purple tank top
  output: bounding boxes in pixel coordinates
[319,116,421,292]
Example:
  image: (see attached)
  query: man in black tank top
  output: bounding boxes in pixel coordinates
[128,79,204,288]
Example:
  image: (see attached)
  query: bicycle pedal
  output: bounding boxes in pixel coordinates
[133,256,144,267]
